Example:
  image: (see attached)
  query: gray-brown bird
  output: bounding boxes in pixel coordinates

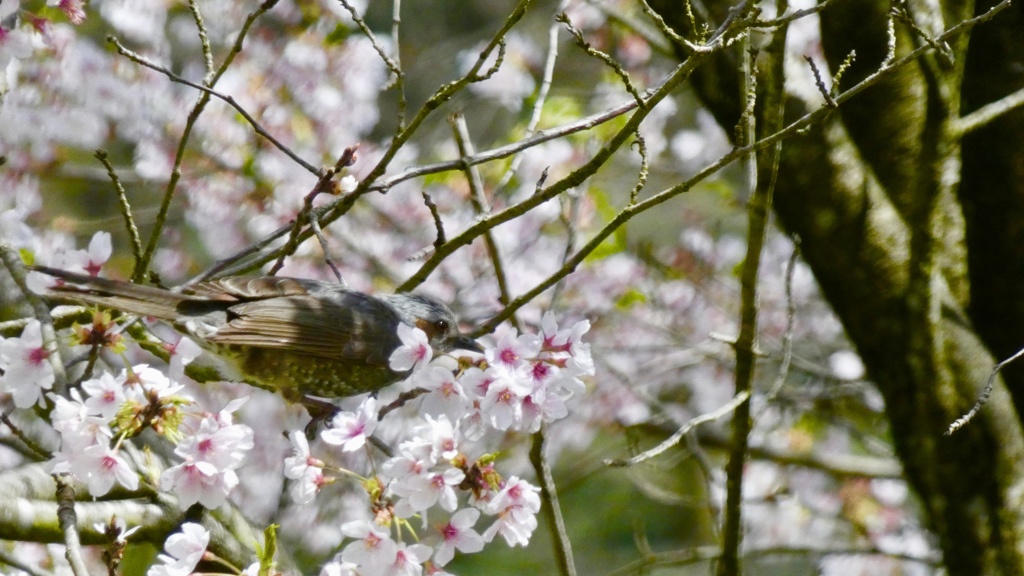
[32,266,482,405]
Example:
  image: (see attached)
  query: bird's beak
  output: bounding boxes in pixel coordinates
[451,334,484,353]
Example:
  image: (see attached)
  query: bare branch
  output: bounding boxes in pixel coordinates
[954,85,1024,136]
[94,149,144,268]
[605,391,750,467]
[107,37,318,177]
[947,345,1024,435]
[55,476,90,576]
[530,429,577,576]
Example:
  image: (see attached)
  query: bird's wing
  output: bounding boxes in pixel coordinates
[183,276,319,301]
[205,292,403,365]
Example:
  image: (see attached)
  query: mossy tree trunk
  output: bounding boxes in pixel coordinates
[648,0,1024,573]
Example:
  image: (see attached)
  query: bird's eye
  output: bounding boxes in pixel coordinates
[433,319,450,334]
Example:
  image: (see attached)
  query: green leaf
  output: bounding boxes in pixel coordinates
[325,24,352,46]
[257,524,279,576]
[584,186,628,261]
[19,249,35,266]
[616,288,647,309]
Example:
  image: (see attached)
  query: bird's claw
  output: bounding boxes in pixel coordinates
[301,396,339,440]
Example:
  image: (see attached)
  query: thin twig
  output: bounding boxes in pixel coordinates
[719,7,787,574]
[804,56,837,107]
[122,0,281,282]
[761,237,800,409]
[751,0,839,28]
[378,388,428,419]
[449,114,517,327]
[107,37,317,176]
[188,0,215,81]
[954,85,1024,136]
[830,50,856,97]
[269,146,358,275]
[94,149,144,267]
[883,7,897,67]
[558,13,645,109]
[391,0,407,128]
[891,2,953,65]
[603,546,722,576]
[338,0,406,128]
[191,98,640,281]
[55,476,90,576]
[421,191,447,251]
[547,188,578,309]
[493,1,567,195]
[530,429,577,576]
[638,0,710,52]
[947,345,1024,435]
[686,431,721,539]
[628,134,650,205]
[605,391,750,467]
[308,210,344,282]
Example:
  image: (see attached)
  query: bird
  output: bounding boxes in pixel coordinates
[31,266,482,407]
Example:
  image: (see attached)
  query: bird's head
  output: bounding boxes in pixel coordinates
[385,293,483,353]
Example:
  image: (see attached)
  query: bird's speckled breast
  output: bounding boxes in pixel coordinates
[216,345,407,402]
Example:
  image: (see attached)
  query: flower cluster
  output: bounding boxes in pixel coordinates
[47,365,184,496]
[160,398,255,509]
[45,359,255,505]
[289,314,593,575]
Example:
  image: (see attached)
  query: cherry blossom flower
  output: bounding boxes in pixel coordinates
[382,439,432,481]
[47,389,88,436]
[285,431,327,504]
[482,476,542,547]
[485,329,541,371]
[0,319,55,408]
[421,415,460,463]
[284,430,319,478]
[81,372,126,419]
[478,366,532,431]
[389,324,432,372]
[381,541,431,576]
[322,396,378,452]
[157,403,252,508]
[73,231,112,276]
[291,466,328,505]
[176,412,254,471]
[419,366,468,421]
[340,520,397,573]
[147,522,209,576]
[434,508,484,566]
[160,458,237,509]
[392,468,465,518]
[78,444,139,496]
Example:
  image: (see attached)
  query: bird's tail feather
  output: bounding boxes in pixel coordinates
[31,265,198,320]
